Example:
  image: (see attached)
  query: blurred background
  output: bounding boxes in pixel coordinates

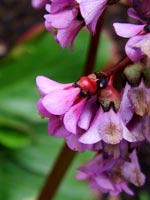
[0,1,149,200]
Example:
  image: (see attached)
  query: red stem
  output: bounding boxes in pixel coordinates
[38,144,76,200]
[104,56,132,75]
[83,13,105,75]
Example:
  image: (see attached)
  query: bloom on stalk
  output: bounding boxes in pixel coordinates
[79,78,137,145]
[36,74,108,132]
[77,0,119,33]
[44,1,84,49]
[76,150,145,196]
[113,0,150,61]
[44,0,119,48]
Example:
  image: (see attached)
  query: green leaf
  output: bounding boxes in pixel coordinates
[0,130,31,148]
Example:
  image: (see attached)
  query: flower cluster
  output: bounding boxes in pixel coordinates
[33,0,150,197]
[32,0,119,48]
[76,150,145,196]
[114,0,150,61]
[36,60,149,195]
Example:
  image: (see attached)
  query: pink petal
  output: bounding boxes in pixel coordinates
[79,108,103,144]
[37,99,52,118]
[99,109,123,144]
[64,98,87,134]
[66,134,88,152]
[42,87,80,115]
[94,175,115,191]
[36,76,72,95]
[120,182,134,196]
[121,120,138,142]
[127,8,145,23]
[119,83,134,124]
[113,23,144,38]
[56,20,83,49]
[77,0,106,33]
[44,9,78,29]
[48,117,70,138]
[50,0,74,13]
[78,97,97,130]
[125,35,145,62]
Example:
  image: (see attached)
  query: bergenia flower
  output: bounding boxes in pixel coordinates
[79,106,137,145]
[128,80,150,116]
[76,0,119,33]
[113,5,150,61]
[128,114,150,142]
[36,75,99,135]
[44,1,84,49]
[119,82,134,124]
[122,150,145,187]
[76,150,145,196]
[32,0,49,9]
[76,0,107,33]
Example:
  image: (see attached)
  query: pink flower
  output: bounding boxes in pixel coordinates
[76,0,107,33]
[113,7,150,61]
[119,82,134,124]
[76,150,145,196]
[36,75,99,135]
[79,107,137,145]
[128,80,150,116]
[44,1,84,49]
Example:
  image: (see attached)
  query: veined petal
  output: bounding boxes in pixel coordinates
[78,97,97,130]
[48,117,70,138]
[119,83,134,124]
[77,0,106,33]
[42,87,80,115]
[66,133,88,152]
[36,76,72,95]
[44,9,78,29]
[125,35,145,62]
[50,0,74,13]
[37,98,52,118]
[56,19,83,49]
[64,98,87,134]
[99,109,123,144]
[113,23,144,38]
[121,121,137,142]
[127,8,145,23]
[79,108,103,144]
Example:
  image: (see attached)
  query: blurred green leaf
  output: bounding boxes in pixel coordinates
[0,130,31,148]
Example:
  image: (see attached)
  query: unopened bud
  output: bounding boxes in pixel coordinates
[142,67,150,87]
[98,85,120,112]
[124,62,144,86]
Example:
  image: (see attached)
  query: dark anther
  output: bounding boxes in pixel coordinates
[144,24,150,33]
[77,12,84,21]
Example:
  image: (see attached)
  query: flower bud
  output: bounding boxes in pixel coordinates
[98,84,120,112]
[124,62,144,86]
[142,67,150,87]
